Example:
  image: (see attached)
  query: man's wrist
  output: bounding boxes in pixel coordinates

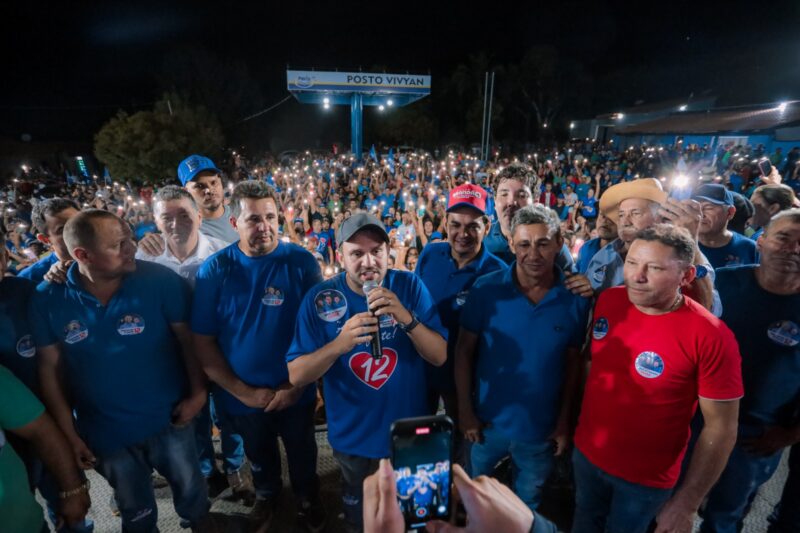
[59,479,90,499]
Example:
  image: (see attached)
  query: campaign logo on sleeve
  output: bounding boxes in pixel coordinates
[634,351,665,379]
[767,320,800,347]
[262,287,285,306]
[315,289,348,322]
[16,334,35,358]
[349,348,398,390]
[592,265,607,284]
[592,317,609,340]
[117,314,145,336]
[63,320,89,344]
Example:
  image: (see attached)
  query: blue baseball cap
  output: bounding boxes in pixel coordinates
[691,184,734,207]
[177,155,222,186]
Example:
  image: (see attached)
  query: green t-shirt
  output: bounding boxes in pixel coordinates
[0,364,45,532]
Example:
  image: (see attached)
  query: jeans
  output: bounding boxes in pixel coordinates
[768,443,800,533]
[701,440,783,533]
[195,394,245,476]
[469,428,554,511]
[572,448,672,533]
[228,400,319,500]
[332,450,380,531]
[94,423,209,533]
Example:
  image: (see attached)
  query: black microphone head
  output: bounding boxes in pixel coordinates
[363,280,380,295]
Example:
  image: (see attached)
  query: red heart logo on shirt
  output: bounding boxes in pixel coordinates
[349,349,398,390]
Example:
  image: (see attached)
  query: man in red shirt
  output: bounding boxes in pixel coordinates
[572,224,743,533]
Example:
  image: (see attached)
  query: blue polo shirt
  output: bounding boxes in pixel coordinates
[286,269,447,458]
[192,241,322,416]
[460,266,590,441]
[484,222,576,272]
[17,253,58,284]
[0,277,38,391]
[575,237,603,274]
[700,232,758,269]
[716,266,800,428]
[28,261,191,455]
[415,242,506,392]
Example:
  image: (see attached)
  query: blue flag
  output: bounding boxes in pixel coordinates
[388,148,395,174]
[369,144,378,162]
[103,167,112,185]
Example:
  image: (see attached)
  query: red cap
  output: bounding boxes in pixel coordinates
[447,184,487,214]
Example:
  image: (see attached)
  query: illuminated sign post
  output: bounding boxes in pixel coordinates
[287,70,431,158]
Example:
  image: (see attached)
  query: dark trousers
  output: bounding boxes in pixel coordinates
[229,400,319,500]
[332,450,380,531]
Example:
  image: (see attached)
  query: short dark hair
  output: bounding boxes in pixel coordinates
[496,163,539,191]
[31,198,80,235]
[634,224,695,264]
[154,185,197,212]
[63,209,122,252]
[229,181,278,218]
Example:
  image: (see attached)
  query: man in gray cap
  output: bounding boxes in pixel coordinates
[286,212,447,532]
[693,183,757,269]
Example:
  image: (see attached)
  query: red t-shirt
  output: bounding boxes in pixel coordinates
[574,287,743,489]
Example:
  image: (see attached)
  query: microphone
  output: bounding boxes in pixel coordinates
[363,280,383,360]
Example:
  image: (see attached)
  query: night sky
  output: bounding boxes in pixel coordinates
[2,1,799,145]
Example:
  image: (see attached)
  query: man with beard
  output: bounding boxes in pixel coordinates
[575,210,617,274]
[701,210,800,533]
[484,163,575,272]
[573,224,742,533]
[415,184,505,456]
[30,210,213,532]
[191,182,325,531]
[286,213,447,532]
[693,184,758,269]
[178,154,239,243]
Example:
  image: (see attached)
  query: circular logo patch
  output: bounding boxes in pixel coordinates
[117,314,145,336]
[592,317,609,340]
[315,289,348,322]
[635,351,665,379]
[455,289,469,307]
[592,265,606,284]
[767,320,799,347]
[262,287,285,306]
[16,334,35,358]
[63,320,89,344]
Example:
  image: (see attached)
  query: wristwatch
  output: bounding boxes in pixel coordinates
[398,312,420,334]
[59,479,91,499]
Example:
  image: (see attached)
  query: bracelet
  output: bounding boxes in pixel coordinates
[59,479,90,499]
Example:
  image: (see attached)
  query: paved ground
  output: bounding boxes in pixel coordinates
[41,432,790,532]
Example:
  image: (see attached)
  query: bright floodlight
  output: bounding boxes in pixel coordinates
[679,105,688,111]
[778,102,787,112]
[543,122,548,128]
[387,99,394,106]
[378,105,385,111]
[323,102,330,110]
[569,122,575,129]
[617,113,625,119]
[323,97,330,104]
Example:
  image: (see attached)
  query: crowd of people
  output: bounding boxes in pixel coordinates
[0,139,798,533]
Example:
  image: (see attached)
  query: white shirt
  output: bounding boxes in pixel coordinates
[135,232,228,287]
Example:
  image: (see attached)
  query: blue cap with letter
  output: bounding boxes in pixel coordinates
[177,155,222,186]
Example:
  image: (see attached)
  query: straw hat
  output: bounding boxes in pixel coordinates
[599,178,668,223]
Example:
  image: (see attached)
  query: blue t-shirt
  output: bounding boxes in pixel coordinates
[286,270,447,458]
[575,237,603,274]
[17,253,58,285]
[307,231,333,261]
[699,232,758,269]
[134,222,158,241]
[576,183,591,202]
[580,196,598,218]
[460,266,590,441]
[0,277,38,391]
[29,261,191,454]
[716,266,800,428]
[191,242,322,415]
[415,243,506,391]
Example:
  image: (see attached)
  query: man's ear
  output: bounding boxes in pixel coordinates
[229,216,238,230]
[71,247,90,263]
[36,233,50,245]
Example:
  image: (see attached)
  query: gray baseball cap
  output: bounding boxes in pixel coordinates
[336,212,389,246]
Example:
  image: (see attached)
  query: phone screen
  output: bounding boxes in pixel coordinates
[391,416,453,529]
